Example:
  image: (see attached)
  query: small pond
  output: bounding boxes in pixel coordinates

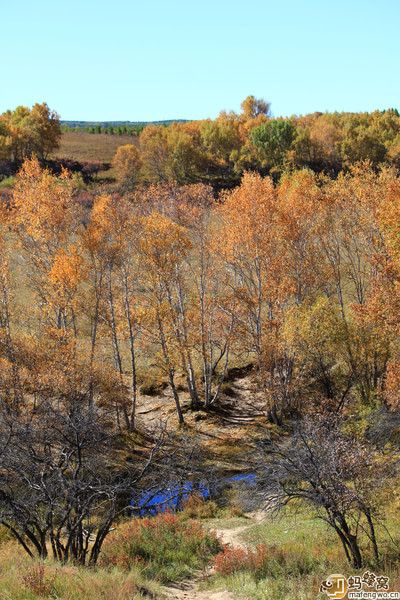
[132,472,257,516]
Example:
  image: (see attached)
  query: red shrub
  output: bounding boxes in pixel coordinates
[101,511,221,582]
[214,544,268,576]
[22,564,56,596]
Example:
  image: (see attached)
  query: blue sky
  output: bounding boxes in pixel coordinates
[1,0,399,121]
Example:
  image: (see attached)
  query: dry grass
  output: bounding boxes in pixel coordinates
[0,506,222,598]
[51,131,138,163]
[0,536,161,600]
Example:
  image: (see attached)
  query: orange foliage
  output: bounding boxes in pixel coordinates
[214,543,268,576]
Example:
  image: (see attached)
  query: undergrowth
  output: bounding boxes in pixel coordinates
[100,510,221,583]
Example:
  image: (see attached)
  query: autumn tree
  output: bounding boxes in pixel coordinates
[192,207,237,407]
[316,166,393,405]
[112,143,142,188]
[80,194,143,430]
[138,211,196,421]
[341,115,387,167]
[29,102,62,160]
[0,120,11,161]
[12,158,80,330]
[79,195,124,419]
[0,102,61,162]
[283,298,354,412]
[365,172,400,408]
[139,123,203,184]
[131,181,234,409]
[218,172,289,421]
[277,169,323,304]
[290,113,343,173]
[47,245,85,335]
[0,222,22,408]
[240,95,271,120]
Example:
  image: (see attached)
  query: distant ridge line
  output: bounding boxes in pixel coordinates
[61,119,190,128]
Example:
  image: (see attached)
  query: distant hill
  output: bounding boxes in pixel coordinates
[61,119,190,128]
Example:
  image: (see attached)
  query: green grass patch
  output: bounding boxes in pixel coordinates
[206,571,323,600]
[0,176,15,189]
[206,502,400,600]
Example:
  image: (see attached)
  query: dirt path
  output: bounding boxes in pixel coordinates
[164,580,235,600]
[163,517,258,600]
[210,524,250,549]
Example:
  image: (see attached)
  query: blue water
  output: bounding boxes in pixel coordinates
[132,472,256,516]
[228,473,256,485]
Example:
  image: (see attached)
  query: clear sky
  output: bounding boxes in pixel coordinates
[1,0,399,121]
